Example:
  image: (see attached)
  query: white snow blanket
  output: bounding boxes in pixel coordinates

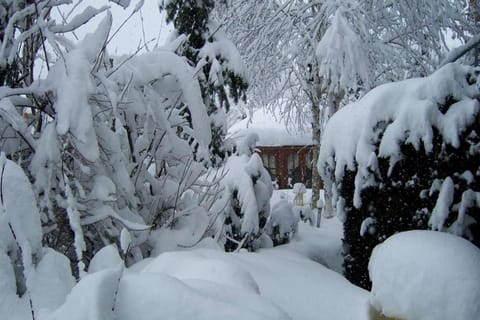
[369,230,480,320]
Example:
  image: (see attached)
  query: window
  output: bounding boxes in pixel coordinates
[261,153,277,180]
[305,150,313,188]
[288,152,301,186]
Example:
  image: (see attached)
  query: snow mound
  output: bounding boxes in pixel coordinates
[139,250,260,294]
[369,230,480,320]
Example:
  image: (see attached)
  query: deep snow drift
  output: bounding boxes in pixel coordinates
[44,219,368,320]
[369,230,480,320]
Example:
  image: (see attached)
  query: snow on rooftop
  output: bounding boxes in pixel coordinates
[228,108,313,147]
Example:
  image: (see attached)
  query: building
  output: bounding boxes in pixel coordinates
[229,109,319,189]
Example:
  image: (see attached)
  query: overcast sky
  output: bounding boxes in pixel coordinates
[54,0,172,54]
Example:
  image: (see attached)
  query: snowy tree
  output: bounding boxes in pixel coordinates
[319,63,480,290]
[216,0,479,220]
[222,132,273,251]
[0,0,225,289]
[215,0,327,218]
[160,0,248,166]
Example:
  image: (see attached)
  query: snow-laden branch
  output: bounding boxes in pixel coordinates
[440,34,480,67]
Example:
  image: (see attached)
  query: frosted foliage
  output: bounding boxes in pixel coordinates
[225,155,258,235]
[51,13,113,162]
[360,217,376,237]
[120,228,131,254]
[316,7,371,94]
[113,50,212,147]
[319,63,480,213]
[429,177,454,231]
[50,6,109,33]
[223,135,273,249]
[198,21,248,83]
[89,176,117,201]
[0,157,42,266]
[369,231,480,320]
[236,131,259,156]
[0,99,37,151]
[265,200,300,241]
[30,123,61,195]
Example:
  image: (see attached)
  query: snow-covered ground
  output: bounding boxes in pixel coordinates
[51,224,367,320]
[43,190,370,320]
[7,187,480,320]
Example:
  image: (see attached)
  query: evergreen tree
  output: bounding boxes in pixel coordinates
[319,63,480,290]
[161,0,248,166]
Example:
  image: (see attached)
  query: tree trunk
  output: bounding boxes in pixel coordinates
[308,63,323,226]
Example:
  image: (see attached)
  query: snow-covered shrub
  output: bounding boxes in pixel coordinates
[368,231,480,320]
[0,0,232,282]
[223,133,273,251]
[295,206,315,226]
[319,63,480,289]
[265,200,300,246]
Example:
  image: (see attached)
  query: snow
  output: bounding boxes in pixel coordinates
[292,182,306,194]
[49,13,114,162]
[29,249,75,317]
[112,49,212,148]
[88,245,123,273]
[45,268,122,320]
[316,6,371,94]
[197,21,248,83]
[369,230,480,320]
[48,219,367,320]
[110,0,131,10]
[223,143,273,237]
[0,176,366,320]
[359,217,376,237]
[229,108,313,147]
[429,177,454,231]
[0,156,42,275]
[120,228,132,254]
[265,200,299,244]
[89,175,117,201]
[116,270,289,320]
[319,63,480,211]
[50,6,109,33]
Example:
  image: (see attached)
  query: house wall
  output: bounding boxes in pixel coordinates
[258,145,322,189]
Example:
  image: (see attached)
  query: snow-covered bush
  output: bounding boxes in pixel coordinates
[222,133,273,251]
[0,0,232,288]
[368,231,480,320]
[319,63,480,289]
[265,200,300,246]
